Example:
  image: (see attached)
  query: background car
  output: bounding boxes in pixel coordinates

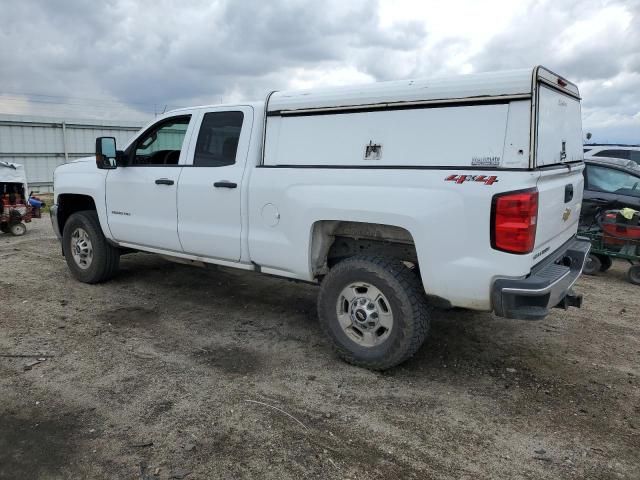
[583,145,640,168]
[581,157,640,225]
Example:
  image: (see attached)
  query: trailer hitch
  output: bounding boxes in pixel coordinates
[554,289,583,310]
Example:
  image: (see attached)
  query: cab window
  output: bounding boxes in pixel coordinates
[131,115,191,166]
[193,111,244,167]
[586,165,640,197]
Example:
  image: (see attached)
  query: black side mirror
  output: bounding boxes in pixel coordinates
[96,137,117,169]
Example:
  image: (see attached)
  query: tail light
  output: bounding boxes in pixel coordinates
[491,189,538,254]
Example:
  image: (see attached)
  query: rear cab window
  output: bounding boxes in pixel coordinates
[193,112,244,167]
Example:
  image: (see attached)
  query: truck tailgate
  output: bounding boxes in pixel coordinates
[534,165,585,262]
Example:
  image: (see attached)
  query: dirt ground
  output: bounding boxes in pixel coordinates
[0,217,638,480]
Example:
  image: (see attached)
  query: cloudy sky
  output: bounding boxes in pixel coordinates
[0,0,638,143]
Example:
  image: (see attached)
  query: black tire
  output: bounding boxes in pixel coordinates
[595,254,613,272]
[62,210,120,283]
[0,223,9,234]
[627,265,640,286]
[318,255,430,370]
[583,254,601,276]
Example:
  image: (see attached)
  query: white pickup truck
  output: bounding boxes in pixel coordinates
[51,66,590,369]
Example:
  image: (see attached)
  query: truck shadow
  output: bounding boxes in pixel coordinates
[109,253,596,388]
[115,253,319,315]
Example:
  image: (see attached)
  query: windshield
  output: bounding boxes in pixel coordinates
[587,164,640,197]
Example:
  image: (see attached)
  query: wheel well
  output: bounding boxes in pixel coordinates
[310,221,418,277]
[57,194,97,233]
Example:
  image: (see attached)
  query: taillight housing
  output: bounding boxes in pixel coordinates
[491,189,538,254]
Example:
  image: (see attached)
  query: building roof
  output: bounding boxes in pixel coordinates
[0,113,144,129]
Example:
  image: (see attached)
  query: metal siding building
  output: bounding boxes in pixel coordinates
[0,114,145,191]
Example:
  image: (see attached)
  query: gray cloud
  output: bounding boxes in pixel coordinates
[0,0,638,143]
[468,0,639,142]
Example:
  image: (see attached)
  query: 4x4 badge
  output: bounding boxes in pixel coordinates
[445,174,499,185]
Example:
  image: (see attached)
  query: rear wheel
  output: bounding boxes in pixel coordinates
[9,222,26,236]
[0,223,9,234]
[318,255,430,370]
[583,254,601,275]
[62,211,120,283]
[627,265,640,286]
[596,254,613,272]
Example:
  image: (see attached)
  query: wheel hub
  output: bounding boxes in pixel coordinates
[70,227,93,270]
[337,282,393,347]
[350,297,379,330]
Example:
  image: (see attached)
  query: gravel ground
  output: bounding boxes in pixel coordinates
[1,217,638,479]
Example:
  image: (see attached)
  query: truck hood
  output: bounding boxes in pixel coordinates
[69,156,94,164]
[54,156,97,177]
[52,156,106,205]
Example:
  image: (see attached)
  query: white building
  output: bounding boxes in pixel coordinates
[0,114,145,192]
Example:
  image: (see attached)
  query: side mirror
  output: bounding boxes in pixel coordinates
[96,137,117,169]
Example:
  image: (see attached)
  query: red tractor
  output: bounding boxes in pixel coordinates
[1,161,43,236]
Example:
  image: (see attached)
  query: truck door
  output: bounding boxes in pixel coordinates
[177,106,253,261]
[105,115,194,251]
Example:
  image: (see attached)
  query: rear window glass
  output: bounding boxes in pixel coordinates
[194,112,244,167]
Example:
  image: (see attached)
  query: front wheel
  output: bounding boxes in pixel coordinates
[62,211,120,283]
[318,256,430,370]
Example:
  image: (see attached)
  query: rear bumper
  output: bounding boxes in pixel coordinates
[50,205,62,240]
[492,236,591,320]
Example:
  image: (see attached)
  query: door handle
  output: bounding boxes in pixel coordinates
[564,184,574,203]
[214,181,237,188]
[155,178,174,185]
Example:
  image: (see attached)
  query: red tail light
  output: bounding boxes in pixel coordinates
[491,189,538,254]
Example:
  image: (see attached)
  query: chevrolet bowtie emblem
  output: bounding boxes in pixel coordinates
[562,208,571,222]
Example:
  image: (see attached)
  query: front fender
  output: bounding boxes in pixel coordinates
[53,159,112,241]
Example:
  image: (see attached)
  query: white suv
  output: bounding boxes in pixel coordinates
[584,145,640,167]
